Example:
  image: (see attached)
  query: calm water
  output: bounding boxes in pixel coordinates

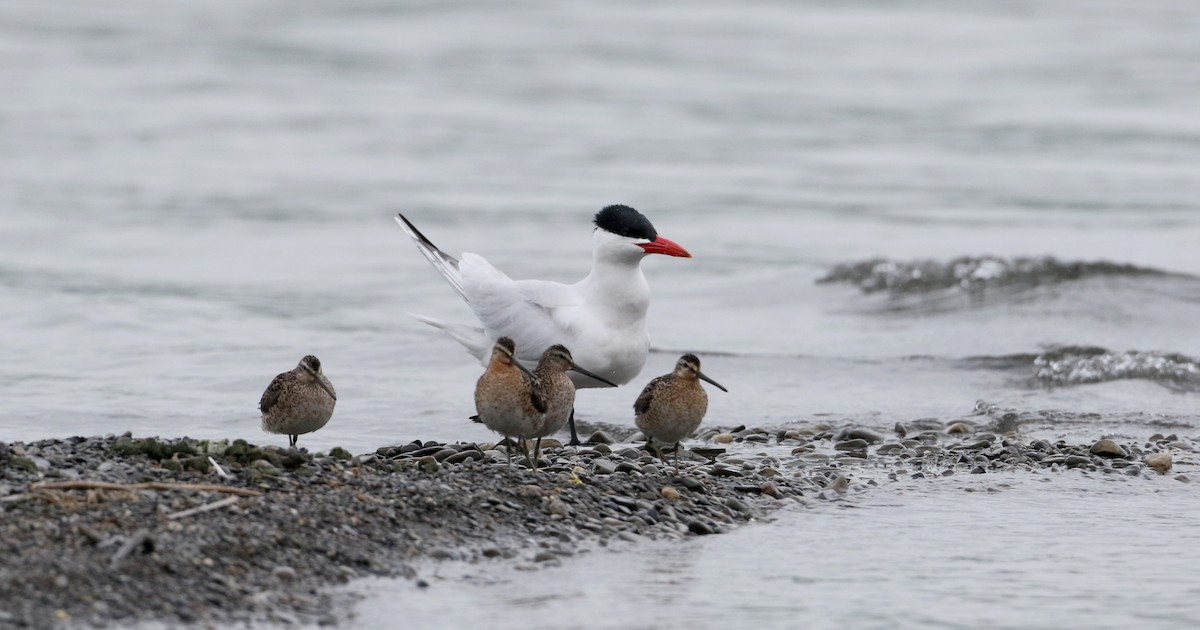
[3,0,1199,626]
[355,470,1200,629]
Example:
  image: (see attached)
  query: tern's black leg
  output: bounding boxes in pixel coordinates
[289,434,298,448]
[567,408,581,446]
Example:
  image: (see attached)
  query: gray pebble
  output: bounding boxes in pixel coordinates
[592,459,617,475]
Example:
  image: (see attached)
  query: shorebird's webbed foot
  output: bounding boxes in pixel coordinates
[566,408,581,446]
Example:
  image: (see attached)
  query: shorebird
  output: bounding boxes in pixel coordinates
[259,355,337,448]
[473,339,615,470]
[528,344,616,467]
[634,354,727,466]
[397,205,692,445]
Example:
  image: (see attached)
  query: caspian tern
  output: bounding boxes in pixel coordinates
[396,205,692,444]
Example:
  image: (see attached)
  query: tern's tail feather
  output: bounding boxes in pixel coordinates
[408,312,491,363]
[395,213,467,302]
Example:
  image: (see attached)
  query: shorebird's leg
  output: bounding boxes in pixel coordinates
[673,441,681,468]
[289,434,298,448]
[532,437,543,473]
[644,437,653,455]
[567,408,581,446]
[502,437,513,465]
[518,439,535,470]
[652,440,667,464]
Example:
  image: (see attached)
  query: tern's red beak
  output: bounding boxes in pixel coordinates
[637,235,692,258]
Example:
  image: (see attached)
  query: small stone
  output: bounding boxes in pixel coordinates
[586,431,614,445]
[545,496,570,517]
[894,422,907,438]
[533,551,557,563]
[759,482,782,499]
[706,466,743,478]
[724,497,750,514]
[271,566,297,582]
[418,456,439,474]
[1089,439,1127,458]
[970,466,986,474]
[432,448,459,462]
[445,450,484,464]
[946,422,974,435]
[834,439,870,451]
[712,433,735,444]
[1144,452,1172,474]
[687,520,714,535]
[592,459,617,475]
[835,428,884,444]
[660,486,681,501]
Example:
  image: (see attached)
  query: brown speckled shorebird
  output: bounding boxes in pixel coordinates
[634,353,727,466]
[473,339,615,470]
[528,344,617,467]
[259,355,337,448]
[473,337,541,466]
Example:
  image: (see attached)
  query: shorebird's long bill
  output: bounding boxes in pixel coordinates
[317,376,337,401]
[698,371,728,392]
[637,235,691,258]
[570,364,619,388]
[513,360,538,380]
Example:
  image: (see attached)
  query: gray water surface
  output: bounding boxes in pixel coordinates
[3,1,1199,626]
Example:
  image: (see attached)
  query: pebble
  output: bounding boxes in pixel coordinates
[687,520,714,535]
[712,433,735,444]
[660,486,681,501]
[946,422,974,435]
[271,566,297,582]
[1144,452,1172,475]
[444,450,484,464]
[592,459,617,475]
[835,428,884,444]
[586,431,614,445]
[1089,439,1127,458]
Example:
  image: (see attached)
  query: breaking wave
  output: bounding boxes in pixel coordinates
[818,256,1173,295]
[1031,346,1200,390]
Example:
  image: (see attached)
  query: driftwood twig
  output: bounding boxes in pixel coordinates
[208,456,230,479]
[30,480,262,497]
[109,529,154,569]
[165,495,241,520]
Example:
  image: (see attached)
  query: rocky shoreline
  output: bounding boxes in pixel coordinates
[0,418,1192,628]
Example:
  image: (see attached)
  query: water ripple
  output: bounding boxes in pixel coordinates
[818,256,1178,296]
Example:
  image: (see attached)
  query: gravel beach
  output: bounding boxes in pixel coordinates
[1,414,1192,628]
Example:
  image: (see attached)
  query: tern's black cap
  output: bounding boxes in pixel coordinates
[594,205,657,241]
